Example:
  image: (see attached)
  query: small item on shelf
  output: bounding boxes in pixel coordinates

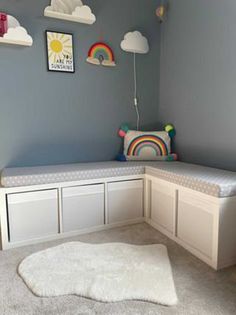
[0,15,33,46]
[0,13,8,37]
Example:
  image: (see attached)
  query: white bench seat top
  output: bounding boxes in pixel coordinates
[1,161,236,198]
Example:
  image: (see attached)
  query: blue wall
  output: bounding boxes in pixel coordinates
[0,0,160,168]
[159,0,236,171]
[2,0,233,172]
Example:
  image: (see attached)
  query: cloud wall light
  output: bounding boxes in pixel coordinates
[121,31,149,130]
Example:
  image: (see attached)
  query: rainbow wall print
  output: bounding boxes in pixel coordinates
[86,42,116,67]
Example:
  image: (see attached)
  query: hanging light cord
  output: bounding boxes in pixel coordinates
[133,53,140,131]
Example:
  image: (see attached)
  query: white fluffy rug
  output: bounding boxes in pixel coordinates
[18,242,178,306]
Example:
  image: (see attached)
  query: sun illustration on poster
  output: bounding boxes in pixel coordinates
[46,31,74,73]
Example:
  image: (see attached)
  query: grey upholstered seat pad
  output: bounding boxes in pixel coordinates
[145,162,236,198]
[1,161,236,198]
[0,161,153,188]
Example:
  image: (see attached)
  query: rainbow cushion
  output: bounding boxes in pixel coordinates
[123,130,171,161]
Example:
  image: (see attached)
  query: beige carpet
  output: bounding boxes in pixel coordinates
[1,223,236,315]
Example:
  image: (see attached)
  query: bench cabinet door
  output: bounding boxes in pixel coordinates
[107,180,143,224]
[8,190,59,243]
[62,184,105,233]
[177,190,215,258]
[151,180,176,234]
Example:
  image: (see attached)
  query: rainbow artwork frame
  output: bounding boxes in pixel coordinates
[86,42,116,67]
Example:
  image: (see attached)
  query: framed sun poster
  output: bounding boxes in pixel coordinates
[46,31,75,73]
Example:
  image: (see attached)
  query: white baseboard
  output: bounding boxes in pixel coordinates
[145,218,175,240]
[218,256,236,270]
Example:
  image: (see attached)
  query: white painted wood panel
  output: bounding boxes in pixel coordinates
[151,181,175,234]
[107,180,143,224]
[7,190,58,243]
[217,196,236,269]
[177,191,214,258]
[62,184,105,232]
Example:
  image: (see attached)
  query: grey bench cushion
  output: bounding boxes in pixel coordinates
[0,161,155,188]
[1,161,236,198]
[146,162,236,198]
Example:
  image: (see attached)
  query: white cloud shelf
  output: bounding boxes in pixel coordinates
[0,37,33,47]
[0,15,33,47]
[44,0,96,25]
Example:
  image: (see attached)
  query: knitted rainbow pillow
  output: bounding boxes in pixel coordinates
[117,124,177,162]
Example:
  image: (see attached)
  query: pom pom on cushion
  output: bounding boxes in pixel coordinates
[120,124,129,133]
[164,124,176,138]
[116,154,127,162]
[118,129,127,138]
[118,124,130,138]
[167,153,178,161]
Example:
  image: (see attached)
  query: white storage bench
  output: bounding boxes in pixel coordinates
[144,163,236,270]
[1,161,236,270]
[0,162,153,251]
